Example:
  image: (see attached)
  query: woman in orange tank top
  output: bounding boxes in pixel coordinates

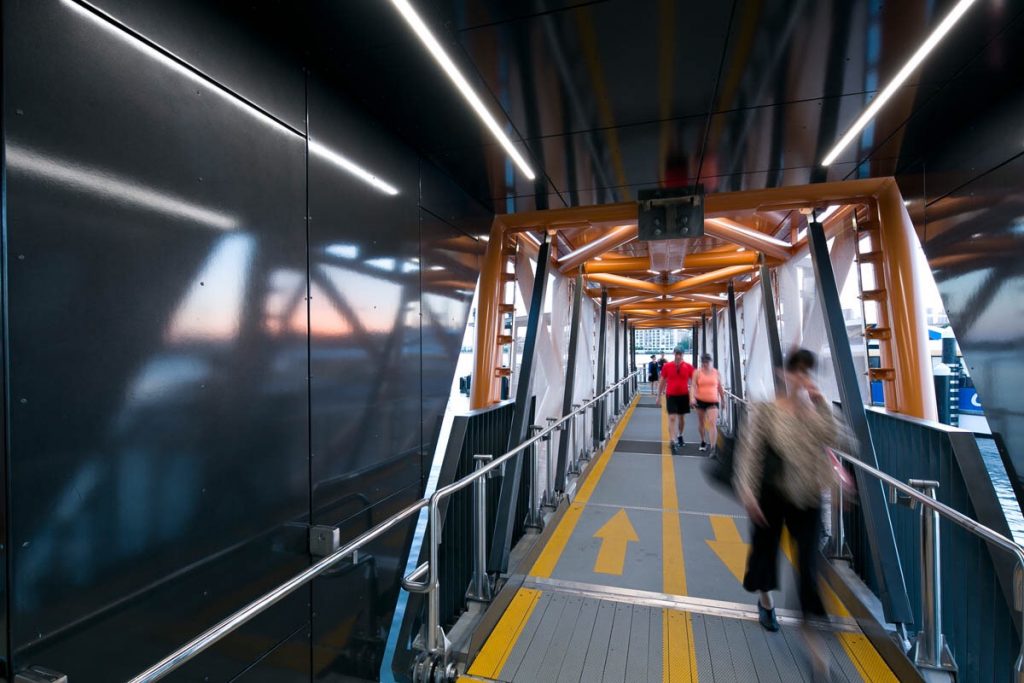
[693,354,724,451]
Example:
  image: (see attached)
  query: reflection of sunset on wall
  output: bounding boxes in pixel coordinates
[165,235,254,344]
[306,265,405,338]
[303,286,354,338]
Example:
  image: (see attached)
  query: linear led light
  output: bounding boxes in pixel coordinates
[61,0,399,196]
[822,0,980,166]
[308,141,398,195]
[388,0,537,180]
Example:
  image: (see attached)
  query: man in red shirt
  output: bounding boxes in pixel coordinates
[657,346,695,454]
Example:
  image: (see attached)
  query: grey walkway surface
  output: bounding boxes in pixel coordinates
[467,395,895,682]
[490,591,871,683]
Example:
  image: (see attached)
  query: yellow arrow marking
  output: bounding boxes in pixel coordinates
[593,508,639,575]
[705,517,898,681]
[705,515,749,583]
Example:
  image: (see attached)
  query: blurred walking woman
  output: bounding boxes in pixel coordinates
[734,350,837,675]
[692,354,724,451]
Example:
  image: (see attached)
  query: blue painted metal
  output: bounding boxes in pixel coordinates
[960,386,984,416]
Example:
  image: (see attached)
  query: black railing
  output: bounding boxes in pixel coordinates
[437,400,516,630]
[840,409,1023,681]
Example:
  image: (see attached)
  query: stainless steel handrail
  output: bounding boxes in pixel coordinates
[403,370,643,664]
[832,448,1024,679]
[722,388,750,405]
[722,387,1024,677]
[128,369,642,683]
[127,497,429,682]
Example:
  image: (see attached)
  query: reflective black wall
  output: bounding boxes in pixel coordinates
[890,9,1024,491]
[0,1,487,680]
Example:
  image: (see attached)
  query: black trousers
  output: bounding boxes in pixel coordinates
[742,491,827,619]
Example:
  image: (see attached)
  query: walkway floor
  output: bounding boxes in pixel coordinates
[464,395,897,682]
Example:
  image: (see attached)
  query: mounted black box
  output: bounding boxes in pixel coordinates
[637,185,704,240]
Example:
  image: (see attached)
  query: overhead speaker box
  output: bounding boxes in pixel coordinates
[637,185,704,240]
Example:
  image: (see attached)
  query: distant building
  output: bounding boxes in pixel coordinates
[635,328,691,354]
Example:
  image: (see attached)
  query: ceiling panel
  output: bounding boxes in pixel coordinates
[297,0,1024,214]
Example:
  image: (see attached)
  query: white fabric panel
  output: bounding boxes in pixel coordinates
[740,285,775,401]
[775,231,864,404]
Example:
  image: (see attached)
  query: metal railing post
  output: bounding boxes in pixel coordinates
[908,479,953,673]
[542,418,557,509]
[573,403,587,464]
[426,497,442,656]
[829,480,849,560]
[524,430,545,529]
[568,408,581,476]
[467,455,494,601]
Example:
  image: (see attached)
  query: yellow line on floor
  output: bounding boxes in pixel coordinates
[705,515,748,584]
[661,402,698,681]
[821,582,899,681]
[466,588,542,679]
[784,528,897,681]
[529,396,640,578]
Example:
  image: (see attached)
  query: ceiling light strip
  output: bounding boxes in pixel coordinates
[388,0,537,180]
[822,0,980,166]
[62,0,400,196]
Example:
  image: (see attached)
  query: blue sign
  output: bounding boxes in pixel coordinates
[959,387,984,415]
[871,380,885,405]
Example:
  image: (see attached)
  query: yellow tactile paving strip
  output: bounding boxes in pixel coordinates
[468,396,900,682]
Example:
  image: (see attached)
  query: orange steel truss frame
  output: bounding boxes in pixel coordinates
[471,178,936,421]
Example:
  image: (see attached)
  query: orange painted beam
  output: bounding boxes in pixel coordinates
[585,273,665,295]
[499,204,636,231]
[877,180,937,420]
[704,218,792,260]
[620,301,711,312]
[591,284,728,299]
[704,178,887,217]
[582,250,760,274]
[470,218,508,408]
[557,224,638,272]
[606,295,657,309]
[665,265,755,294]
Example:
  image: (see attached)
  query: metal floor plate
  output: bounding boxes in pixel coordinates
[466,396,898,682]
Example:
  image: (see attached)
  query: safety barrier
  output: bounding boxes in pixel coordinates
[400,369,642,681]
[126,369,641,683]
[721,391,1024,681]
[841,409,1024,682]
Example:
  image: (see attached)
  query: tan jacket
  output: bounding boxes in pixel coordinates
[734,399,838,509]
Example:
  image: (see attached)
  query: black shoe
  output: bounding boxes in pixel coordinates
[670,441,680,454]
[758,603,780,632]
[699,441,707,451]
[677,436,684,447]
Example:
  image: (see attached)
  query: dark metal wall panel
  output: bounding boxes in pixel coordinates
[305,75,424,680]
[4,0,312,679]
[88,0,307,132]
[0,31,9,673]
[1,2,488,682]
[895,9,1024,491]
[233,624,311,683]
[306,75,422,525]
[311,485,420,680]
[419,209,483,480]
